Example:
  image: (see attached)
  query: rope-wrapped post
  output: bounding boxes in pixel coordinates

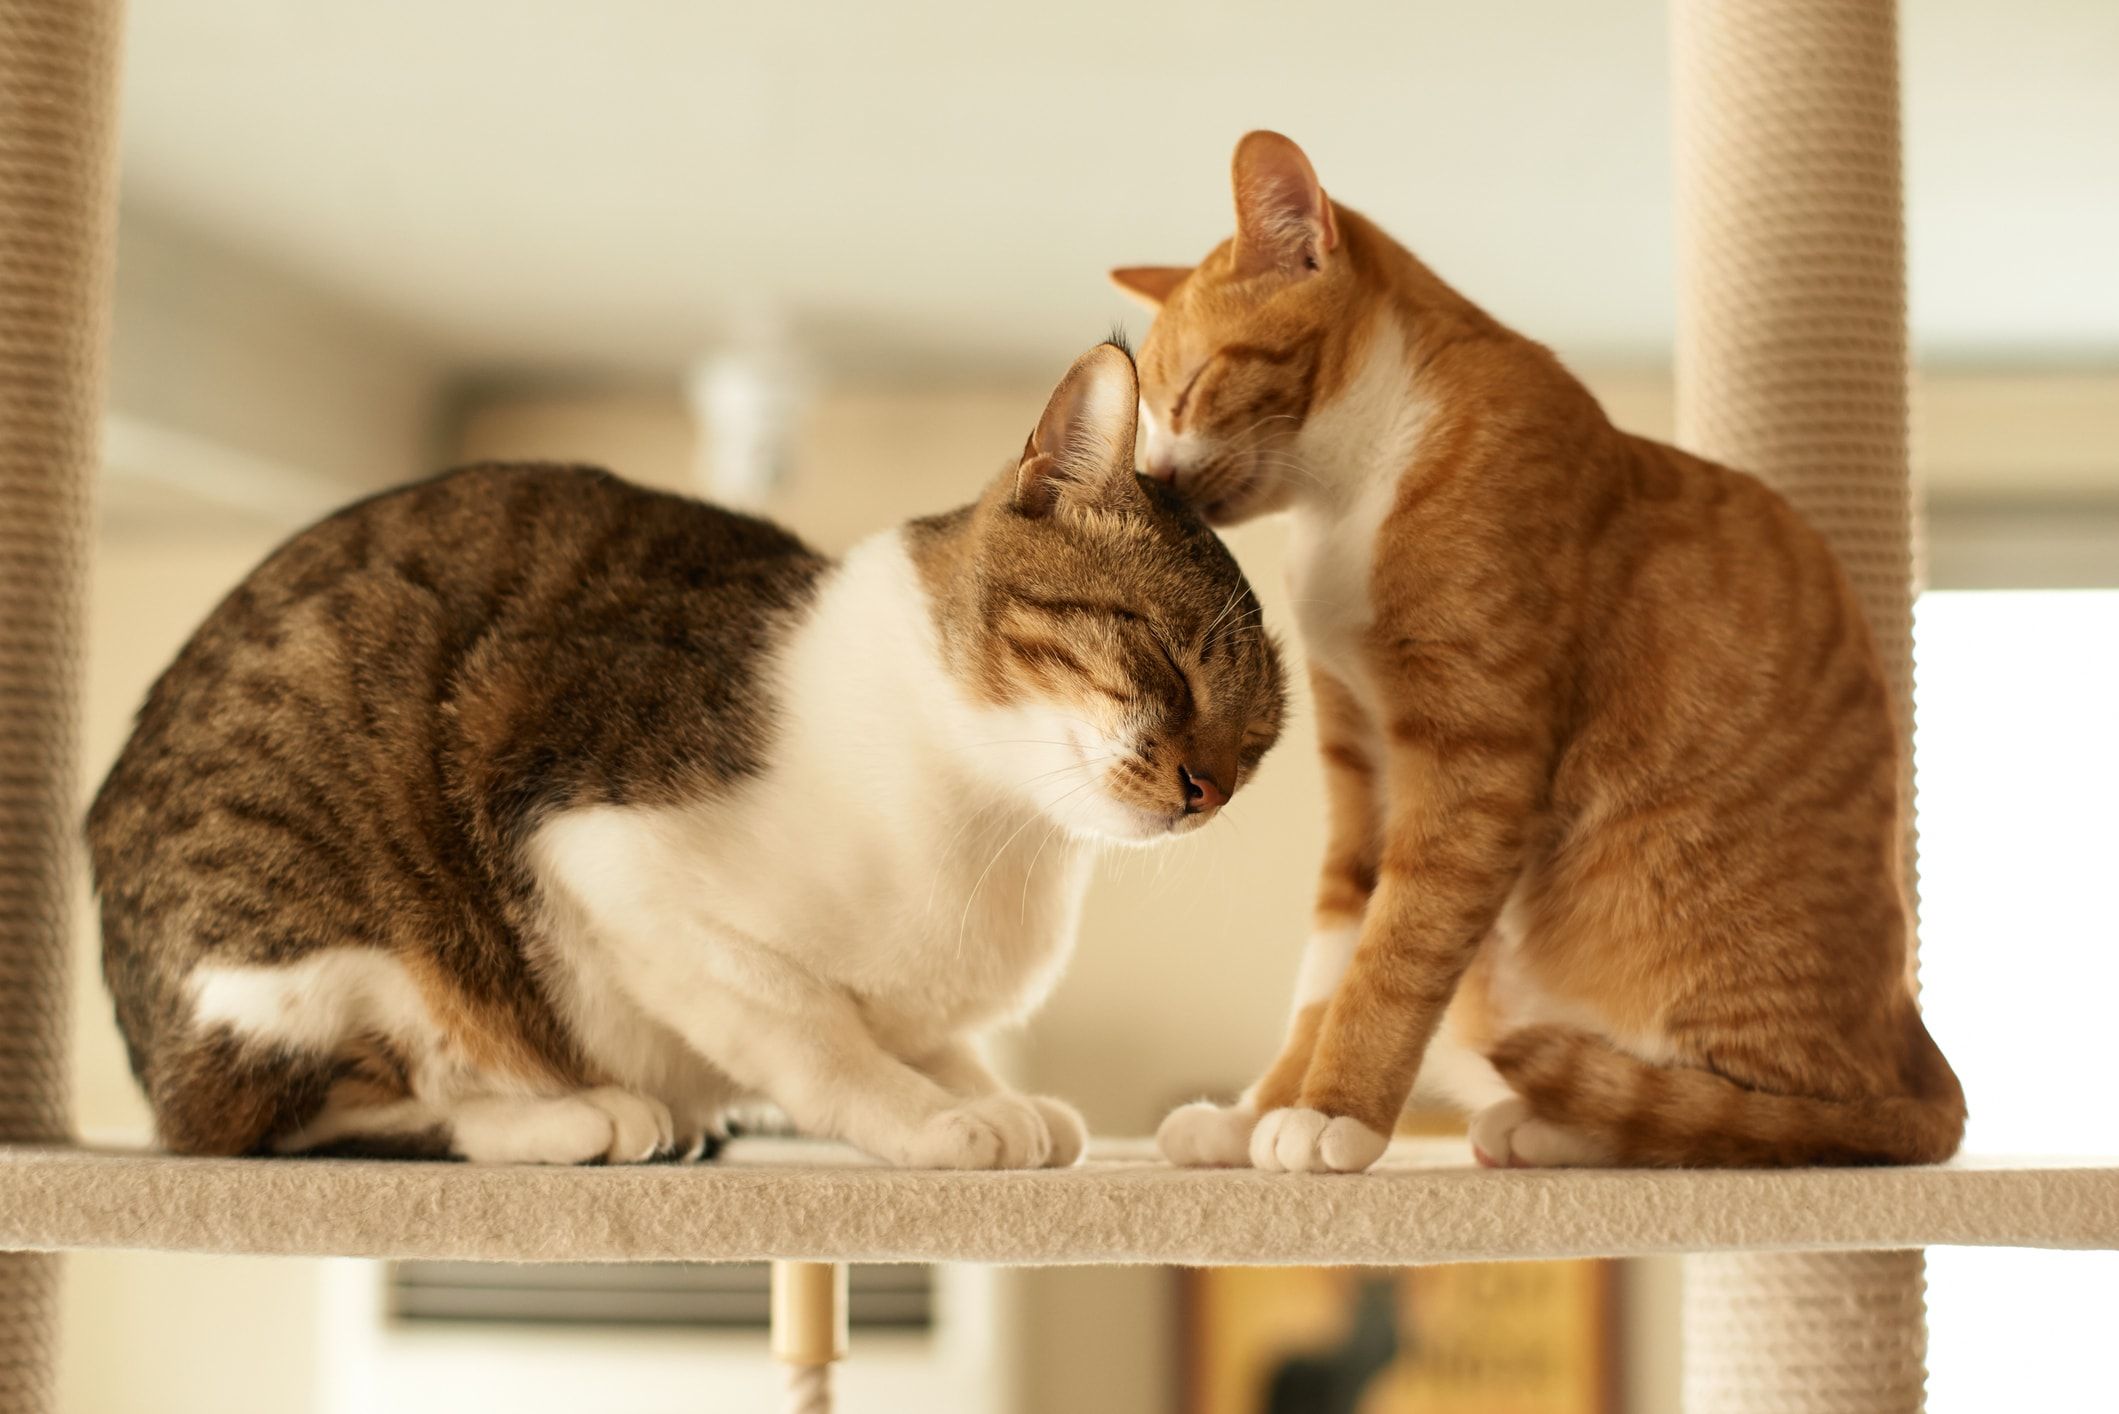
[0,0,125,1406]
[770,1261,847,1414]
[1672,0,1928,1409]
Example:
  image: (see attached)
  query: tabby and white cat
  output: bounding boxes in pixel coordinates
[89,342,1285,1167]
[1119,133,1964,1172]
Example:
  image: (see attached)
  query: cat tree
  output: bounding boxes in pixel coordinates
[1,0,2114,1411]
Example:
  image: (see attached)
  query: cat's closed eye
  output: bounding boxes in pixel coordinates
[1171,361,1211,426]
[1154,642,1197,716]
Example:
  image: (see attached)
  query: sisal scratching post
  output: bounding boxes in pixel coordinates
[770,1261,847,1414]
[0,0,125,1406]
[1672,0,1929,1409]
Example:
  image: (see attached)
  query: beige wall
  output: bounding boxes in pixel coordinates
[105,208,450,522]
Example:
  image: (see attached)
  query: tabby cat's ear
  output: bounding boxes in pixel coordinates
[1016,342,1143,519]
[1109,266,1192,310]
[1230,130,1338,279]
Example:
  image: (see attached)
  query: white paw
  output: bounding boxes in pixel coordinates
[1469,1097,1611,1168]
[1249,1106,1389,1174]
[449,1091,647,1165]
[580,1086,675,1164]
[1028,1095,1088,1167]
[901,1094,1052,1169]
[450,1090,678,1165]
[1156,1101,1257,1167]
[515,1100,620,1165]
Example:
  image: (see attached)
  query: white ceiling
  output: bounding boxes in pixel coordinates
[116,0,2119,384]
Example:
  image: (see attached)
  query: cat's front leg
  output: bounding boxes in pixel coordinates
[1252,713,1542,1175]
[541,830,1054,1169]
[575,929,1033,1168]
[654,973,1055,1169]
[917,1040,1087,1168]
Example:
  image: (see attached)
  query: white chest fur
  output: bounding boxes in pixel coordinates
[1284,318,1427,725]
[1285,477,1396,717]
[528,530,1096,1112]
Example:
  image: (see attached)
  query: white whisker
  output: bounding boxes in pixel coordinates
[956,776,1098,957]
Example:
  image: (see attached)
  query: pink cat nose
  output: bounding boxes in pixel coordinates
[1144,452,1180,483]
[1178,764,1227,814]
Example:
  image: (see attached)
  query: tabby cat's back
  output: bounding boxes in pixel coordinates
[88,465,828,1152]
[90,342,1287,1167]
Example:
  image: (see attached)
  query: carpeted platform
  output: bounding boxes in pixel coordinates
[2,1138,2114,1267]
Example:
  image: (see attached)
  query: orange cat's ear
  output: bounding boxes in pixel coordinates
[1016,342,1143,518]
[1109,266,1192,310]
[1230,130,1338,279]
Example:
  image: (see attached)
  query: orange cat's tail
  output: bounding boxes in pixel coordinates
[1486,1013,1965,1168]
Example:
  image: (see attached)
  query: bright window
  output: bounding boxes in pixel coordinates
[1912,590,2119,1411]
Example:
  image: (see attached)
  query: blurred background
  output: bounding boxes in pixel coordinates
[66,2,2116,1411]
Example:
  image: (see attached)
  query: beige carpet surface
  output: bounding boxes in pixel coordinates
[0,1138,2113,1267]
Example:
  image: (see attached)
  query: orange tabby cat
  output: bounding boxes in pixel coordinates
[1119,131,1964,1172]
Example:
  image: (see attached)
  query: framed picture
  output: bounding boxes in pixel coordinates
[1180,1258,1620,1414]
